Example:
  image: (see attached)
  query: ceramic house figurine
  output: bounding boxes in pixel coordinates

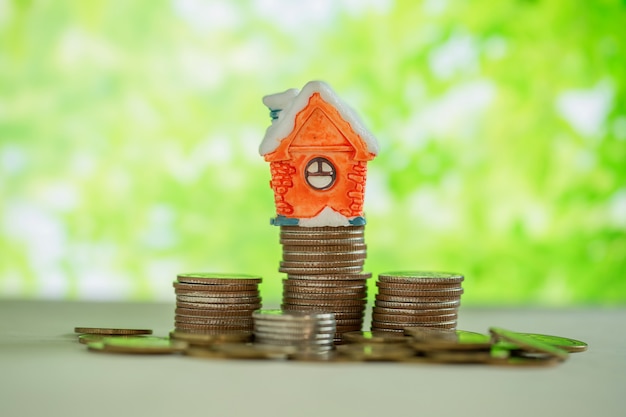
[260,81,379,227]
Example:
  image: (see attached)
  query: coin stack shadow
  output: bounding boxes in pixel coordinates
[278,225,371,343]
[371,271,464,333]
[174,273,262,334]
[253,310,336,353]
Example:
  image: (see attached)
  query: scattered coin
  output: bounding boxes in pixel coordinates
[342,331,409,344]
[169,330,252,345]
[336,343,415,361]
[405,328,492,351]
[513,333,588,353]
[101,337,187,354]
[74,327,153,336]
[489,327,569,361]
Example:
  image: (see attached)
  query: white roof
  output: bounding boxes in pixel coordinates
[259,81,379,156]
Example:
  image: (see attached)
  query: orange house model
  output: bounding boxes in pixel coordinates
[259,81,379,227]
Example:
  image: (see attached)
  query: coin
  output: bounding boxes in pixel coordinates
[102,337,187,354]
[424,350,493,364]
[280,259,365,268]
[176,295,262,304]
[515,333,588,353]
[374,300,461,309]
[283,298,367,307]
[279,266,363,275]
[489,327,569,361]
[283,286,367,296]
[173,282,259,292]
[175,323,253,332]
[177,273,262,285]
[176,301,262,310]
[342,331,409,344]
[280,225,365,233]
[378,271,464,284]
[212,343,295,359]
[281,244,367,252]
[283,291,366,300]
[77,334,144,345]
[283,279,368,288]
[336,343,415,361]
[253,309,335,321]
[175,290,260,298]
[175,308,254,318]
[169,330,252,345]
[175,316,255,326]
[74,327,153,336]
[375,294,461,303]
[405,328,492,351]
[372,313,458,323]
[282,304,365,313]
[286,273,371,281]
[377,287,464,297]
[280,238,365,246]
[376,281,463,291]
[372,306,459,316]
[372,320,457,330]
[282,252,367,262]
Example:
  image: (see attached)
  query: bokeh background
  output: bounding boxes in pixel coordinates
[1,0,625,305]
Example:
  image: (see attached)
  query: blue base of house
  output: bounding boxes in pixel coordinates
[270,215,366,226]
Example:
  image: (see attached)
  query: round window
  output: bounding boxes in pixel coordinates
[305,157,336,190]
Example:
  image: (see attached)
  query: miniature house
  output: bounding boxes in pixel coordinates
[259,81,379,227]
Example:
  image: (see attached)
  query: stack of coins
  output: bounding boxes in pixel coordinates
[279,226,370,342]
[371,271,464,333]
[174,273,262,334]
[253,309,336,353]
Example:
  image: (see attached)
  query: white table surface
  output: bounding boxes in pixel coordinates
[0,300,623,417]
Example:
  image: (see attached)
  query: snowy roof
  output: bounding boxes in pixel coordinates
[259,81,379,156]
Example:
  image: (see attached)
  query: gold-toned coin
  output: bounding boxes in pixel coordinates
[489,327,569,361]
[487,355,562,367]
[283,286,367,295]
[102,337,187,354]
[337,343,415,361]
[177,273,262,285]
[169,330,252,345]
[74,327,153,336]
[342,331,409,344]
[378,271,464,284]
[78,334,146,345]
[283,279,368,288]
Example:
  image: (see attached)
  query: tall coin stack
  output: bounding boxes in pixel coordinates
[371,271,464,333]
[279,225,371,343]
[253,309,336,353]
[173,273,262,334]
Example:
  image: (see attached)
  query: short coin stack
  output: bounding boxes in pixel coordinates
[253,309,336,353]
[371,271,464,333]
[279,225,370,342]
[174,273,262,334]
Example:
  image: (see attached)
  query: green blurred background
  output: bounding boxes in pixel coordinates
[1,0,625,305]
